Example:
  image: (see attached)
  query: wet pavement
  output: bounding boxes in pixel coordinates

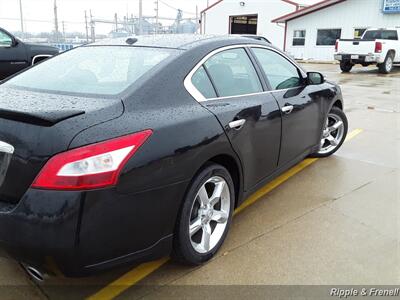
[0,64,399,299]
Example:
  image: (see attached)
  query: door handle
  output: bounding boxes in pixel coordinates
[281,105,294,114]
[229,119,246,130]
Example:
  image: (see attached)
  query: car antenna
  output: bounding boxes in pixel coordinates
[126,38,138,45]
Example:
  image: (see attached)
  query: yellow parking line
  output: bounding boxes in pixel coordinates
[87,128,363,300]
[87,257,169,300]
[345,128,363,142]
[233,157,318,216]
[235,128,363,216]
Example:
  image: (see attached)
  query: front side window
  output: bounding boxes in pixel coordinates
[5,46,176,95]
[204,48,262,98]
[0,30,13,47]
[293,30,306,46]
[191,66,217,99]
[252,48,302,90]
[316,29,341,46]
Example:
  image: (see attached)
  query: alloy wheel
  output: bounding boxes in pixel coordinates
[386,56,393,72]
[189,176,230,254]
[318,113,345,155]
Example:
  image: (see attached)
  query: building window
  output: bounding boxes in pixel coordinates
[354,28,367,39]
[316,29,341,46]
[292,30,306,46]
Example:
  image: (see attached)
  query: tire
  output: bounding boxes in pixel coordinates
[378,52,394,74]
[340,61,353,73]
[172,163,235,265]
[310,107,348,158]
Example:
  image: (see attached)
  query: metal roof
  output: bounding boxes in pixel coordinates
[272,0,347,23]
[200,0,301,14]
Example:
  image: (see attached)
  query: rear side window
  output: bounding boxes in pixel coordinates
[191,66,217,99]
[204,48,262,98]
[252,48,302,90]
[5,46,176,95]
[363,30,398,40]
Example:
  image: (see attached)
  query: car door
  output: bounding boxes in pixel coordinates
[250,46,324,167]
[187,47,281,191]
[0,29,28,79]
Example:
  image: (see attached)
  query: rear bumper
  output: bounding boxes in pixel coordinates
[0,189,82,275]
[334,53,384,64]
[0,181,188,277]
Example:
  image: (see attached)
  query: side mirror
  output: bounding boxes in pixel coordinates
[307,72,325,85]
[11,38,18,47]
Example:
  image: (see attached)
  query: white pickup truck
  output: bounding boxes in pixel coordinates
[334,28,400,74]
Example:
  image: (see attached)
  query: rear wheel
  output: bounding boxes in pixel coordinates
[173,163,234,265]
[378,52,394,74]
[340,61,353,73]
[311,107,348,158]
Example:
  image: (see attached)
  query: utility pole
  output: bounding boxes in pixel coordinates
[154,0,159,34]
[114,13,118,32]
[19,0,24,39]
[54,0,59,42]
[138,0,143,35]
[90,10,95,42]
[62,21,65,41]
[84,10,89,43]
[131,14,134,34]
[196,5,199,34]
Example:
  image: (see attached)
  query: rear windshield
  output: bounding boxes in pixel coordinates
[5,46,176,95]
[363,30,398,40]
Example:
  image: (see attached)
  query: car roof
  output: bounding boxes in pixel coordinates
[90,34,263,50]
[365,28,399,31]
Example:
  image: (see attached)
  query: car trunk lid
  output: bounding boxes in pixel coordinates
[0,87,124,204]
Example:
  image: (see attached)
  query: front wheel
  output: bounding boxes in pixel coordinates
[172,163,234,265]
[311,107,348,158]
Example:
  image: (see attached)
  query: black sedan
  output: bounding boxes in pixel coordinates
[0,35,347,278]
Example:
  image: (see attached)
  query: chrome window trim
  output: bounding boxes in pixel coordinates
[184,43,306,102]
[32,54,53,66]
[0,141,14,154]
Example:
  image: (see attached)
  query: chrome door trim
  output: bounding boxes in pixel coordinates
[0,141,14,154]
[32,54,53,65]
[183,43,307,103]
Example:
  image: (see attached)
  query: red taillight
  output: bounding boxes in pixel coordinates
[335,40,339,52]
[31,130,153,190]
[375,42,382,53]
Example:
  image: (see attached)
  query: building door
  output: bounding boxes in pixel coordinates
[230,15,257,35]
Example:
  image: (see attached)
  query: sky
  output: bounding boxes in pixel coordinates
[0,0,320,35]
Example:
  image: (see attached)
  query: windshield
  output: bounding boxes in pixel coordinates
[5,46,176,95]
[363,30,398,40]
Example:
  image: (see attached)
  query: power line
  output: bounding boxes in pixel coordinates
[0,17,84,24]
[158,0,196,15]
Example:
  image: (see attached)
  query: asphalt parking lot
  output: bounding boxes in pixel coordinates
[0,63,398,300]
